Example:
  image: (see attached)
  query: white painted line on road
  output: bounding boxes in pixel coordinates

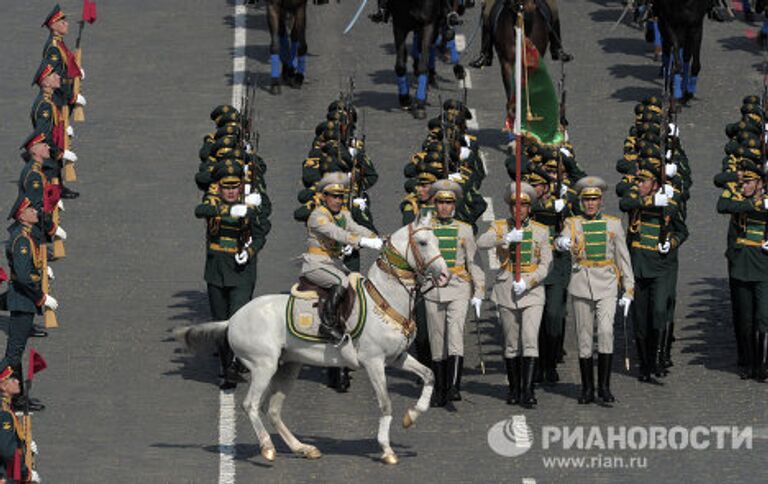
[219,389,237,484]
[479,149,488,175]
[467,108,479,131]
[482,197,495,222]
[221,2,247,483]
[459,69,473,90]
[522,479,537,484]
[456,34,466,52]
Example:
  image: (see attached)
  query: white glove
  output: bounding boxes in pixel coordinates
[464,134,473,146]
[665,149,673,161]
[63,149,77,163]
[245,142,254,154]
[763,198,768,210]
[512,279,527,296]
[559,146,573,158]
[245,192,262,207]
[448,172,463,182]
[352,197,367,211]
[229,204,248,218]
[668,122,679,137]
[244,183,252,195]
[80,67,85,80]
[459,146,471,160]
[47,266,55,281]
[658,240,671,254]
[55,225,67,240]
[348,146,358,158]
[555,236,572,252]
[31,469,41,483]
[43,294,58,311]
[665,163,678,178]
[76,93,87,106]
[471,297,482,318]
[234,250,249,265]
[653,192,668,207]
[663,183,674,198]
[360,237,384,251]
[504,228,524,244]
[341,244,354,256]
[57,199,65,211]
[554,199,566,213]
[762,240,768,252]
[618,296,632,318]
[560,184,569,198]
[66,125,74,137]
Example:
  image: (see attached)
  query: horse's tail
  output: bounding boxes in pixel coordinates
[173,321,229,354]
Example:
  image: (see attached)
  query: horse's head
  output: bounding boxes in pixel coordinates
[386,211,450,288]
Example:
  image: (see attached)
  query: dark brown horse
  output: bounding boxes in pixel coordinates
[494,0,554,129]
[265,0,308,95]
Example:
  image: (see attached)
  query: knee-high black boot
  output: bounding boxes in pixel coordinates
[521,357,538,406]
[446,355,463,402]
[430,361,447,407]
[754,331,767,382]
[505,357,521,404]
[597,353,616,403]
[577,357,594,404]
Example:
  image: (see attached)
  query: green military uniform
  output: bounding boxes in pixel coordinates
[716,160,768,381]
[620,162,688,383]
[42,5,82,108]
[0,367,30,484]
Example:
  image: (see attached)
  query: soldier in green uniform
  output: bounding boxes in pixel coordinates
[42,4,85,110]
[423,180,485,407]
[3,196,59,412]
[716,160,768,381]
[0,367,35,483]
[478,182,552,406]
[195,161,269,389]
[620,162,688,384]
[557,176,634,404]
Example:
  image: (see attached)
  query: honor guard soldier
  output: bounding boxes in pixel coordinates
[195,161,268,389]
[299,173,382,347]
[716,160,768,381]
[42,4,85,110]
[620,161,688,384]
[478,182,552,407]
[557,177,634,404]
[0,367,36,483]
[422,180,485,407]
[3,197,59,412]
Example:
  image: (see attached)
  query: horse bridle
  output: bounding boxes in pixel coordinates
[404,223,444,280]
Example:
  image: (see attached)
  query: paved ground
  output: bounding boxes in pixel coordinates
[0,0,767,483]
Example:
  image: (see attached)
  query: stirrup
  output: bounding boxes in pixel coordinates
[334,332,352,348]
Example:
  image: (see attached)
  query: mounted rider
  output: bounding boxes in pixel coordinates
[469,0,572,69]
[300,172,383,343]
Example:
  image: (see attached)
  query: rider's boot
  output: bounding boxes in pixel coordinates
[548,19,573,62]
[320,284,347,343]
[469,14,493,68]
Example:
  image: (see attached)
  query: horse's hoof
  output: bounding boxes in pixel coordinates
[399,95,413,110]
[299,445,322,459]
[412,105,426,120]
[402,411,414,429]
[293,73,305,88]
[381,452,399,465]
[270,82,281,96]
[261,445,276,461]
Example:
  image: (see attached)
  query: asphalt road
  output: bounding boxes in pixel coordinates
[0,1,767,483]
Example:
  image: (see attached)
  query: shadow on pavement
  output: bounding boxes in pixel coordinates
[168,290,210,323]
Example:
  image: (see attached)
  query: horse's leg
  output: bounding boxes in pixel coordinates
[267,3,282,94]
[290,2,308,87]
[389,353,434,428]
[412,24,433,119]
[427,32,438,88]
[394,25,412,109]
[265,362,322,459]
[683,25,703,104]
[363,357,398,464]
[240,355,280,461]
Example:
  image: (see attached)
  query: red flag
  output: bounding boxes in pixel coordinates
[82,0,97,24]
[0,267,7,284]
[43,184,62,214]
[27,350,47,382]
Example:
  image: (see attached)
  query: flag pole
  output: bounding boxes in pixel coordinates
[513,6,524,282]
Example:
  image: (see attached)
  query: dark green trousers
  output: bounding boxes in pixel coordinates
[633,275,674,338]
[207,283,255,320]
[2,311,34,368]
[732,279,768,335]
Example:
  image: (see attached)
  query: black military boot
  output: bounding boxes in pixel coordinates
[505,357,521,404]
[754,332,767,382]
[30,323,48,338]
[446,355,464,402]
[521,357,538,407]
[60,184,80,199]
[636,336,651,382]
[369,0,390,23]
[430,360,447,407]
[544,336,560,383]
[469,18,493,68]
[577,357,594,404]
[661,321,674,369]
[12,365,45,412]
[650,329,666,379]
[597,353,616,403]
[219,340,239,390]
[319,285,346,343]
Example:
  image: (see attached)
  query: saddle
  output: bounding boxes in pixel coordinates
[293,277,356,323]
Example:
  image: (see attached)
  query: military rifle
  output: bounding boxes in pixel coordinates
[555,60,568,233]
[761,54,768,241]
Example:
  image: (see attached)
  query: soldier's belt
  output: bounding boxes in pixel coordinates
[736,238,764,248]
[576,259,613,268]
[209,242,238,254]
[10,274,41,283]
[630,241,659,251]
[501,261,539,274]
[448,266,472,282]
[308,246,339,257]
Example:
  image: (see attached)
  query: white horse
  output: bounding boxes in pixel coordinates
[175,213,450,464]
